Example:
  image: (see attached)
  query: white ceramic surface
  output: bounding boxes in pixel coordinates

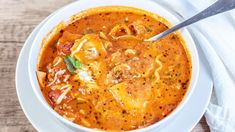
[27,0,199,131]
[16,2,213,131]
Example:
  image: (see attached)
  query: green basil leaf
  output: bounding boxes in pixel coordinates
[67,56,83,69]
[64,56,76,73]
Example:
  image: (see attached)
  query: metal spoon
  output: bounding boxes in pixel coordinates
[148,0,235,41]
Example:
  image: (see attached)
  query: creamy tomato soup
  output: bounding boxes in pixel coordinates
[36,6,191,131]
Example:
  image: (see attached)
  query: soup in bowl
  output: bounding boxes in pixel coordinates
[28,0,199,131]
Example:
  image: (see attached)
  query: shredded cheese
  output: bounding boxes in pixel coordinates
[77,97,87,102]
[77,70,93,82]
[59,84,70,90]
[53,57,62,67]
[56,85,71,104]
[99,32,108,40]
[71,39,87,57]
[47,69,66,87]
[63,75,70,82]
[124,49,136,56]
[84,47,98,59]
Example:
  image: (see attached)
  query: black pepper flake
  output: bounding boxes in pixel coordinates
[122,110,127,114]
[76,102,84,105]
[182,82,187,89]
[171,36,176,39]
[105,12,110,15]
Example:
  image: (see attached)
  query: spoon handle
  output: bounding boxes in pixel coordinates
[149,0,235,41]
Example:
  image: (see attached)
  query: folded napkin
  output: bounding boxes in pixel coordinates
[157,0,235,131]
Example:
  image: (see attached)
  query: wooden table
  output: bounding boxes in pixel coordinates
[0,0,210,131]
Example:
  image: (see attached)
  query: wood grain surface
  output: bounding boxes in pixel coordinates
[0,0,210,131]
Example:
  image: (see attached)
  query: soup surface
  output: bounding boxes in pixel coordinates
[37,6,191,131]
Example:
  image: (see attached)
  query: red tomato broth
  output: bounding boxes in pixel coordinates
[37,6,191,131]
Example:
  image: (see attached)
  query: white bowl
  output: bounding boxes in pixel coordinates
[28,0,199,131]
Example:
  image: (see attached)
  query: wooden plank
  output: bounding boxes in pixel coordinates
[0,0,74,42]
[0,0,210,131]
[193,117,210,132]
[0,0,73,131]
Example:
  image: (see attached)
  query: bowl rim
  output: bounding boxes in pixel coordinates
[28,0,199,131]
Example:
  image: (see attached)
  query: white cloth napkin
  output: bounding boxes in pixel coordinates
[156,0,235,131]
